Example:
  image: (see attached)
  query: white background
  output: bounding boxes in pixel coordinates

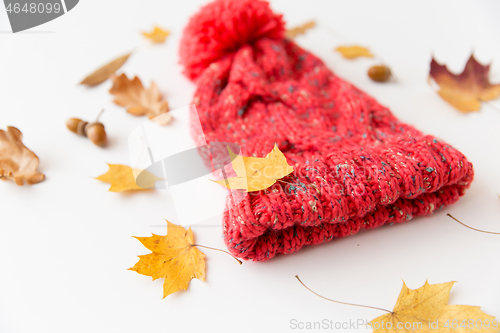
[1,1,500,332]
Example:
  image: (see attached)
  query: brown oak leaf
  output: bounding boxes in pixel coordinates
[0,127,45,185]
[109,74,172,125]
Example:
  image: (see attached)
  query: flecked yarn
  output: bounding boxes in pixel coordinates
[180,0,474,261]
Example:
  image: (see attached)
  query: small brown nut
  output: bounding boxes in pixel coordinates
[85,122,107,147]
[66,118,88,136]
[368,65,392,82]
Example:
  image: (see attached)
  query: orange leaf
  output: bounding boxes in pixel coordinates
[80,53,131,86]
[109,74,172,125]
[129,221,206,298]
[429,55,500,112]
[0,127,45,186]
[142,26,170,44]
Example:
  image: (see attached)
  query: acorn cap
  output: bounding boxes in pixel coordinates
[66,118,88,136]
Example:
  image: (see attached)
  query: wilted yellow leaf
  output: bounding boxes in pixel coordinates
[80,53,131,86]
[142,26,170,44]
[286,20,316,38]
[109,74,172,125]
[429,55,500,112]
[335,45,373,59]
[213,144,293,192]
[371,281,498,333]
[129,220,206,298]
[0,126,45,185]
[96,164,160,192]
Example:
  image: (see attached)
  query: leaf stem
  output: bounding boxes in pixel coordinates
[295,275,392,313]
[447,213,500,235]
[485,101,500,115]
[192,244,243,265]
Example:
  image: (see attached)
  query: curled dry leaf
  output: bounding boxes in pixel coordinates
[96,164,161,192]
[285,20,316,38]
[80,53,131,86]
[371,281,498,333]
[109,74,172,125]
[335,45,373,59]
[129,220,206,298]
[429,55,500,112]
[142,26,170,44]
[213,144,294,192]
[0,127,45,186]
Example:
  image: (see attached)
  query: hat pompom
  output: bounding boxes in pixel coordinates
[180,0,285,80]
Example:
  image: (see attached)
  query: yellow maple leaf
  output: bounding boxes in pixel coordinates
[285,20,316,38]
[335,45,373,59]
[142,26,170,44]
[95,164,160,192]
[371,281,498,332]
[213,144,294,192]
[437,305,498,333]
[429,55,500,112]
[129,221,206,298]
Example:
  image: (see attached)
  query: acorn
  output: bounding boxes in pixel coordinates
[66,118,88,136]
[368,65,392,82]
[85,122,107,147]
[66,110,107,147]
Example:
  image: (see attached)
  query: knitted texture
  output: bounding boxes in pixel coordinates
[180,0,474,261]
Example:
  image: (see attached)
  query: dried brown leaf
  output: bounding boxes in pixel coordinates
[0,127,45,185]
[80,53,131,86]
[109,74,172,125]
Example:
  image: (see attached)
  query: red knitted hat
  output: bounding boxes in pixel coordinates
[180,0,474,261]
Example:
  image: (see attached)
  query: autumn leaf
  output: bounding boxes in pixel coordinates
[109,74,172,125]
[429,55,500,112]
[437,305,498,333]
[142,26,170,43]
[129,220,205,298]
[96,164,161,192]
[297,276,498,333]
[213,144,293,192]
[371,281,498,332]
[0,126,45,185]
[286,20,316,38]
[335,45,373,59]
[80,53,131,86]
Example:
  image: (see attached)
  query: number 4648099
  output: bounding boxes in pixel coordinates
[6,2,61,14]
[443,319,498,330]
